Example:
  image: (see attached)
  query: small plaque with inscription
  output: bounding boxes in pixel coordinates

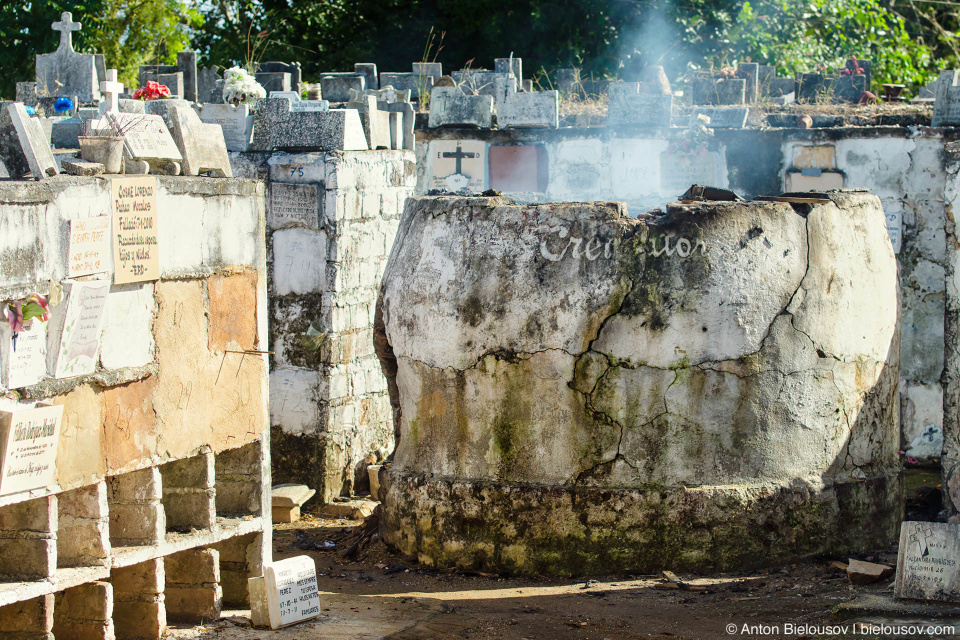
[264,555,321,628]
[895,521,960,603]
[111,176,160,285]
[0,403,64,495]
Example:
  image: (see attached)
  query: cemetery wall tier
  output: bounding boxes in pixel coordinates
[231,150,415,504]
[414,125,957,464]
[377,194,903,575]
[0,175,271,638]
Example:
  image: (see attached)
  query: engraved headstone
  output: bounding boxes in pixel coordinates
[0,403,64,495]
[321,74,365,102]
[68,215,110,277]
[494,77,558,128]
[269,183,320,230]
[105,112,183,172]
[35,12,101,103]
[428,87,494,128]
[0,321,47,389]
[895,521,960,603]
[199,103,253,152]
[7,103,59,179]
[264,556,321,628]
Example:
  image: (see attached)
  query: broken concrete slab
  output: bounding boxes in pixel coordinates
[62,159,104,176]
[846,559,894,585]
[7,103,59,179]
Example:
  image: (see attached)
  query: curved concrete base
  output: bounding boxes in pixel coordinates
[381,470,904,576]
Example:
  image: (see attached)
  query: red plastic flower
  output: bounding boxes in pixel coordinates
[133,81,172,100]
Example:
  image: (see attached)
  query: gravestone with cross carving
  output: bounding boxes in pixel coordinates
[36,12,101,103]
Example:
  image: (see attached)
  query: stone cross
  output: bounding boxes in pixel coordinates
[52,12,81,53]
[99,69,123,114]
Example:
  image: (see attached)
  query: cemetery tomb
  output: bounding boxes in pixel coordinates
[35,12,101,103]
[0,174,271,639]
[378,192,901,575]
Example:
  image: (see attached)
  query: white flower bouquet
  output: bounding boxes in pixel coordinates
[222,67,267,105]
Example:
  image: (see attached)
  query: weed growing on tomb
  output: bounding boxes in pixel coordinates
[416,27,444,112]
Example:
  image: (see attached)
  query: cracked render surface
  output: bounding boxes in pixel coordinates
[375,193,903,575]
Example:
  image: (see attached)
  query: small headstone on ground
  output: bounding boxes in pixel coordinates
[7,103,59,179]
[199,103,253,152]
[250,98,368,151]
[250,556,321,628]
[690,107,749,129]
[493,76,558,128]
[846,559,894,585]
[428,87,494,128]
[35,12,101,103]
[354,63,379,91]
[1,321,47,389]
[271,483,316,523]
[895,521,960,603]
[0,403,64,495]
[48,280,110,378]
[321,74,365,102]
[166,105,232,177]
[933,70,960,127]
[606,83,673,128]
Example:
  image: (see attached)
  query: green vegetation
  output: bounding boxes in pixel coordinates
[0,0,955,99]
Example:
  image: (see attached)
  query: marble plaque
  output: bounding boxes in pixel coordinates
[1,322,47,389]
[270,183,320,230]
[896,521,960,603]
[199,103,253,152]
[430,140,486,191]
[265,555,321,628]
[52,281,110,378]
[0,403,64,495]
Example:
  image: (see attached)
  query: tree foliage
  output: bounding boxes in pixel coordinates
[0,0,200,99]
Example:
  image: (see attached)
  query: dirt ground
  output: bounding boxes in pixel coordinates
[167,471,958,640]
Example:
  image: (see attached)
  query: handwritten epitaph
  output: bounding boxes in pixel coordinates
[265,556,321,628]
[270,183,320,230]
[53,281,110,378]
[68,216,110,277]
[2,322,47,389]
[895,521,960,603]
[0,404,64,495]
[111,177,159,284]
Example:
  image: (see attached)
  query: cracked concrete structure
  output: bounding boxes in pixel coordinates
[377,192,901,575]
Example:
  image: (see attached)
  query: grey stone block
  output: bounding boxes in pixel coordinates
[412,62,442,80]
[494,77,558,128]
[141,71,184,99]
[355,63,379,91]
[452,70,513,97]
[255,71,290,94]
[495,58,522,84]
[198,66,221,103]
[167,105,232,177]
[321,74,365,102]
[428,87,494,128]
[606,83,672,127]
[177,50,198,101]
[251,98,368,151]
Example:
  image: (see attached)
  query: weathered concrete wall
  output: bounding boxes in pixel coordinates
[416,126,951,461]
[258,150,416,502]
[0,175,271,638]
[378,193,902,575]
